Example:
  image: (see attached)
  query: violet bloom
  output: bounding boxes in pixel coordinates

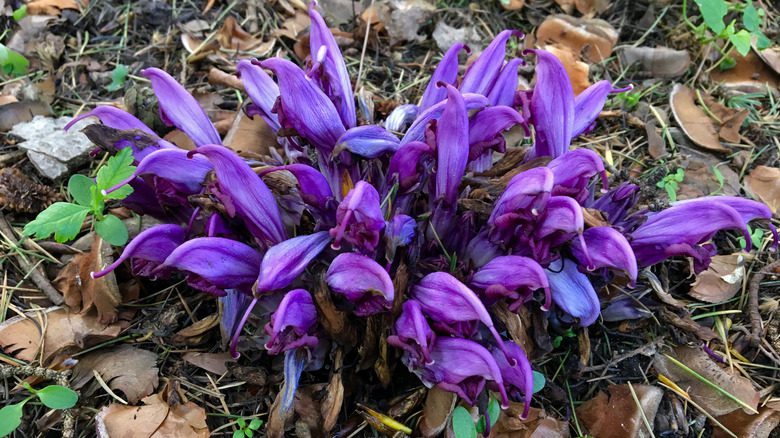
[434,83,469,207]
[488,167,553,244]
[460,30,523,97]
[387,140,433,193]
[546,258,600,327]
[237,59,281,131]
[385,214,416,260]
[329,181,385,253]
[490,340,533,418]
[471,255,550,311]
[547,149,608,203]
[467,106,525,172]
[91,224,185,279]
[259,164,333,211]
[387,300,435,364]
[333,125,400,158]
[570,226,638,286]
[419,43,469,111]
[326,253,394,316]
[255,231,332,293]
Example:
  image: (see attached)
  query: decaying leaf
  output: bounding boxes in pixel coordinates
[419,387,457,437]
[675,149,740,200]
[756,46,780,76]
[224,111,277,158]
[182,16,274,60]
[0,307,124,364]
[0,167,62,213]
[0,100,52,132]
[171,312,220,346]
[95,391,209,437]
[745,165,780,217]
[710,51,780,93]
[700,94,749,144]
[321,351,345,434]
[71,345,159,403]
[554,0,610,15]
[26,0,84,16]
[266,387,293,438]
[182,352,235,375]
[536,15,618,62]
[489,404,570,438]
[577,384,663,438]
[669,84,728,153]
[654,346,760,416]
[714,404,780,438]
[545,44,591,95]
[620,46,691,78]
[690,254,748,303]
[272,11,311,40]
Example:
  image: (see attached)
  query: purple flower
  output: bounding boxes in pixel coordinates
[160,237,261,296]
[460,30,523,96]
[330,181,385,253]
[384,104,419,133]
[434,84,469,206]
[387,300,435,364]
[401,93,489,145]
[487,58,523,106]
[264,288,319,355]
[385,214,417,259]
[471,255,550,311]
[237,59,281,131]
[333,125,400,158]
[570,226,638,286]
[326,252,394,316]
[547,149,607,203]
[387,140,433,193]
[590,182,640,227]
[256,231,332,293]
[488,167,554,243]
[535,196,586,249]
[601,296,649,322]
[419,43,469,111]
[91,224,185,279]
[546,258,600,326]
[191,145,286,247]
[141,68,221,146]
[259,164,333,211]
[490,340,533,418]
[467,106,524,172]
[102,148,212,197]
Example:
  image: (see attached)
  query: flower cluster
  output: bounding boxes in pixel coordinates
[73,2,776,423]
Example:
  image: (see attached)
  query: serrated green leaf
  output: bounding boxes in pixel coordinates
[68,174,96,207]
[95,215,129,246]
[532,371,546,394]
[248,419,262,430]
[0,402,25,437]
[694,0,728,34]
[12,5,27,21]
[0,44,29,77]
[96,148,136,200]
[106,64,130,92]
[729,29,753,56]
[23,202,90,243]
[742,0,760,32]
[36,385,78,410]
[488,397,501,427]
[451,406,476,438]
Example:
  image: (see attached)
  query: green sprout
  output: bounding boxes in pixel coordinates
[656,168,685,202]
[0,383,78,437]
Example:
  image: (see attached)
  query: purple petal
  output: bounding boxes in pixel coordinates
[460,30,523,96]
[92,224,185,279]
[528,49,575,158]
[602,297,648,322]
[535,196,585,240]
[384,104,419,133]
[141,68,221,146]
[419,42,468,111]
[468,106,524,162]
[489,167,554,228]
[387,140,433,193]
[401,93,489,145]
[259,164,333,210]
[333,125,400,158]
[572,80,612,137]
[260,58,346,154]
[386,214,417,248]
[471,255,550,311]
[387,300,435,364]
[546,258,600,326]
[329,181,385,253]
[161,237,261,295]
[256,231,331,293]
[326,252,394,316]
[547,149,608,203]
[435,84,469,206]
[191,145,286,246]
[104,148,212,196]
[237,59,281,131]
[265,289,319,355]
[571,226,638,285]
[465,231,502,269]
[487,58,523,106]
[490,340,533,418]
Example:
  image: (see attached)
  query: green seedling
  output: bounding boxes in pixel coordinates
[0,43,29,77]
[233,417,263,438]
[656,168,685,202]
[106,64,130,92]
[687,0,770,65]
[0,383,78,437]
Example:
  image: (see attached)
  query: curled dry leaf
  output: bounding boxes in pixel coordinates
[700,94,749,144]
[489,404,570,438]
[675,149,740,200]
[182,352,235,375]
[554,0,610,15]
[321,351,345,434]
[216,16,275,55]
[756,47,780,76]
[654,346,760,416]
[26,0,84,16]
[545,44,591,95]
[710,51,780,93]
[536,15,618,62]
[690,254,748,303]
[669,84,728,153]
[71,345,159,403]
[272,11,311,40]
[0,307,124,364]
[714,403,780,438]
[577,384,663,438]
[171,312,220,346]
[95,392,209,438]
[620,46,691,78]
[419,386,457,438]
[745,165,780,217]
[224,110,277,158]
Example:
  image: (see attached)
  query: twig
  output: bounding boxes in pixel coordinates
[0,212,63,305]
[748,259,780,346]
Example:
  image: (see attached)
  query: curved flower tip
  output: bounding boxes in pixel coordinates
[571,226,638,286]
[141,68,221,146]
[461,29,524,96]
[236,59,281,131]
[386,214,417,248]
[419,42,469,111]
[265,288,319,355]
[160,237,261,296]
[401,93,489,145]
[387,300,435,364]
[256,231,331,294]
[435,84,469,206]
[191,145,286,246]
[329,180,385,253]
[104,148,213,196]
[260,164,333,210]
[572,80,613,138]
[547,149,608,202]
[546,258,600,327]
[326,252,394,316]
[471,255,550,311]
[535,196,586,251]
[387,140,433,193]
[527,49,575,158]
[489,167,554,233]
[487,58,524,107]
[490,340,533,418]
[92,224,185,279]
[384,104,419,133]
[333,125,400,158]
[468,106,524,172]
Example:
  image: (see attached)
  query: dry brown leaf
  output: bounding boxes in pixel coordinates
[745,165,780,217]
[27,0,84,16]
[0,95,18,105]
[756,47,780,76]
[574,0,611,15]
[272,11,311,40]
[0,307,123,364]
[182,352,235,375]
[536,15,618,63]
[224,111,277,158]
[216,16,274,55]
[690,254,748,303]
[553,0,576,14]
[577,384,663,438]
[0,100,52,132]
[71,345,159,403]
[207,68,245,91]
[669,84,728,153]
[171,313,220,345]
[266,389,293,438]
[545,44,591,95]
[321,351,344,434]
[95,392,209,438]
[700,94,749,143]
[714,405,780,438]
[710,51,780,93]
[654,346,760,416]
[676,150,740,200]
[419,387,457,437]
[620,46,691,78]
[489,404,570,438]
[499,0,525,11]
[646,119,667,159]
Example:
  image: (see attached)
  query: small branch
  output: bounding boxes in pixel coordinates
[748,259,780,346]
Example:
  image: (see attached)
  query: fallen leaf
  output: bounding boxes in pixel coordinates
[676,149,740,200]
[215,16,274,56]
[545,44,591,94]
[266,386,293,438]
[321,351,344,434]
[171,313,221,346]
[489,404,570,438]
[745,165,780,217]
[272,10,311,40]
[0,167,61,213]
[710,51,780,93]
[714,404,780,438]
[419,387,457,438]
[207,68,244,91]
[71,345,159,403]
[95,392,209,437]
[182,352,235,375]
[555,0,609,15]
[577,384,663,438]
[756,46,780,76]
[0,307,124,364]
[0,100,52,132]
[620,46,691,78]
[0,95,18,105]
[700,94,749,143]
[224,111,277,158]
[654,346,760,416]
[669,84,728,153]
[690,254,748,303]
[26,0,84,16]
[536,15,618,62]
[375,0,436,45]
[646,119,667,159]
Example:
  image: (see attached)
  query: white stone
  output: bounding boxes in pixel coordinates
[10,115,96,180]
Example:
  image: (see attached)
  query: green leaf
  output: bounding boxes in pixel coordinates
[96,148,136,200]
[712,166,725,190]
[248,419,262,430]
[232,430,245,438]
[95,215,129,246]
[106,64,130,92]
[0,44,29,77]
[532,371,546,394]
[245,429,254,438]
[475,416,486,434]
[755,32,771,50]
[719,55,737,70]
[36,385,78,409]
[694,0,728,34]
[451,406,476,438]
[237,417,246,429]
[23,202,90,243]
[751,228,765,248]
[729,29,753,56]
[488,397,501,427]
[742,0,760,32]
[12,5,28,21]
[0,402,25,437]
[68,174,96,207]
